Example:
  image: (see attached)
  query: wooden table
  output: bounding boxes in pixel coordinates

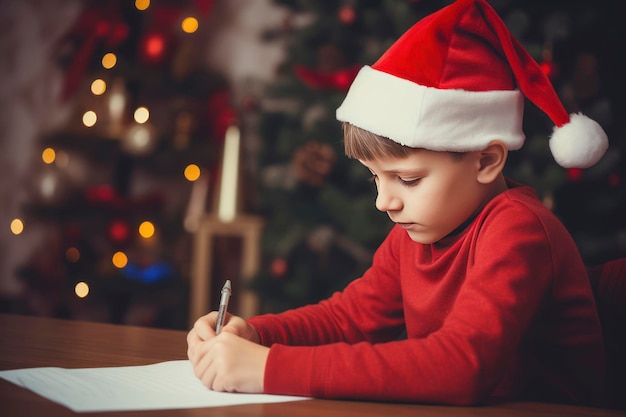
[0,314,623,417]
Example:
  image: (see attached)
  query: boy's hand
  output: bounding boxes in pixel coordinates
[187,312,266,393]
[187,312,260,356]
[189,332,269,393]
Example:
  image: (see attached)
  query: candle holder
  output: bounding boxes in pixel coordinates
[188,125,263,324]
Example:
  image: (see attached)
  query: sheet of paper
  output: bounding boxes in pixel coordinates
[0,360,309,412]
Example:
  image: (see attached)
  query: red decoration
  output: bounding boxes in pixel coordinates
[271,258,288,278]
[108,219,130,243]
[207,90,237,143]
[60,1,129,100]
[608,173,620,187]
[85,184,116,204]
[338,5,356,25]
[567,168,583,181]
[84,185,164,213]
[294,65,361,91]
[193,0,215,17]
[139,30,170,65]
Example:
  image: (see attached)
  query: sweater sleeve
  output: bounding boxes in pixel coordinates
[251,199,593,405]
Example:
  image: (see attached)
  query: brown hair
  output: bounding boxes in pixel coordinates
[343,122,413,160]
[343,122,466,161]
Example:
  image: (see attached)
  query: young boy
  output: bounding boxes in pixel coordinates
[187,0,609,406]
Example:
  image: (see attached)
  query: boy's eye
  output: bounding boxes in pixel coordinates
[399,177,421,186]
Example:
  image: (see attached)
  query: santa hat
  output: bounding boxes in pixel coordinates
[336,0,608,168]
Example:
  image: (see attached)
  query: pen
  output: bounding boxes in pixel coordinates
[215,279,232,335]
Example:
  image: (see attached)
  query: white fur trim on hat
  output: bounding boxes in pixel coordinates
[336,66,526,152]
[549,113,609,168]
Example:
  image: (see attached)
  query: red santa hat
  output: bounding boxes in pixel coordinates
[336,0,608,168]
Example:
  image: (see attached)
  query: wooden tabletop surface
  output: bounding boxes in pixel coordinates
[1,313,623,417]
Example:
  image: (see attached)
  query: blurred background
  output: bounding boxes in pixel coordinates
[0,0,624,330]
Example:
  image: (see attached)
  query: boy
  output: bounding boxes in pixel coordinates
[187,0,608,406]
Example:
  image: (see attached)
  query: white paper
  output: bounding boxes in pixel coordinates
[0,360,309,412]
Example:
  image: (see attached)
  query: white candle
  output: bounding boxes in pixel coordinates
[218,126,240,222]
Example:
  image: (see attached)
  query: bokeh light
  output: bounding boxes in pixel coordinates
[10,219,24,235]
[135,0,150,11]
[82,111,97,127]
[102,53,117,69]
[91,79,107,95]
[75,282,89,298]
[66,247,80,263]
[42,147,56,164]
[182,17,199,33]
[184,164,201,181]
[139,221,155,238]
[134,106,150,124]
[112,251,128,268]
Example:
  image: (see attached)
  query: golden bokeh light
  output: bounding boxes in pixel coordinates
[66,247,80,263]
[10,219,24,235]
[138,221,155,238]
[135,0,150,11]
[134,106,150,124]
[42,147,56,164]
[102,53,117,69]
[82,110,97,127]
[184,164,201,181]
[181,17,199,33]
[75,282,89,298]
[112,251,128,268]
[91,79,107,95]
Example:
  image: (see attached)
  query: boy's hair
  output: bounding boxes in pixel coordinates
[343,122,413,161]
[343,122,464,161]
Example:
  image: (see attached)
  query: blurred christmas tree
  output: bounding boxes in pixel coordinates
[15,0,235,328]
[249,0,625,313]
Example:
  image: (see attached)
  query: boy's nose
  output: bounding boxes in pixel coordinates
[375,186,402,212]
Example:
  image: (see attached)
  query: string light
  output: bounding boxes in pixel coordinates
[75,282,89,298]
[135,0,150,11]
[139,221,155,238]
[91,79,107,95]
[82,111,97,127]
[41,148,56,164]
[184,164,201,181]
[10,219,24,235]
[102,53,117,69]
[112,251,128,268]
[182,17,199,33]
[134,106,150,124]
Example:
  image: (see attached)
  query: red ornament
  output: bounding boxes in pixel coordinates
[207,90,237,142]
[139,30,171,65]
[608,173,620,187]
[60,3,129,100]
[271,258,288,278]
[108,219,130,243]
[567,168,583,181]
[338,5,356,25]
[85,184,116,204]
[193,0,215,17]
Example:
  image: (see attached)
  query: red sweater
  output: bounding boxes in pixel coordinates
[248,183,605,406]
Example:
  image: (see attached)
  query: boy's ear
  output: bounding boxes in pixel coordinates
[475,140,507,184]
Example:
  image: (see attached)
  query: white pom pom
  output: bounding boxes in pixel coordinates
[549,113,608,168]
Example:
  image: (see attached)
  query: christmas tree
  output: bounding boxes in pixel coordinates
[12,0,234,328]
[249,0,625,313]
